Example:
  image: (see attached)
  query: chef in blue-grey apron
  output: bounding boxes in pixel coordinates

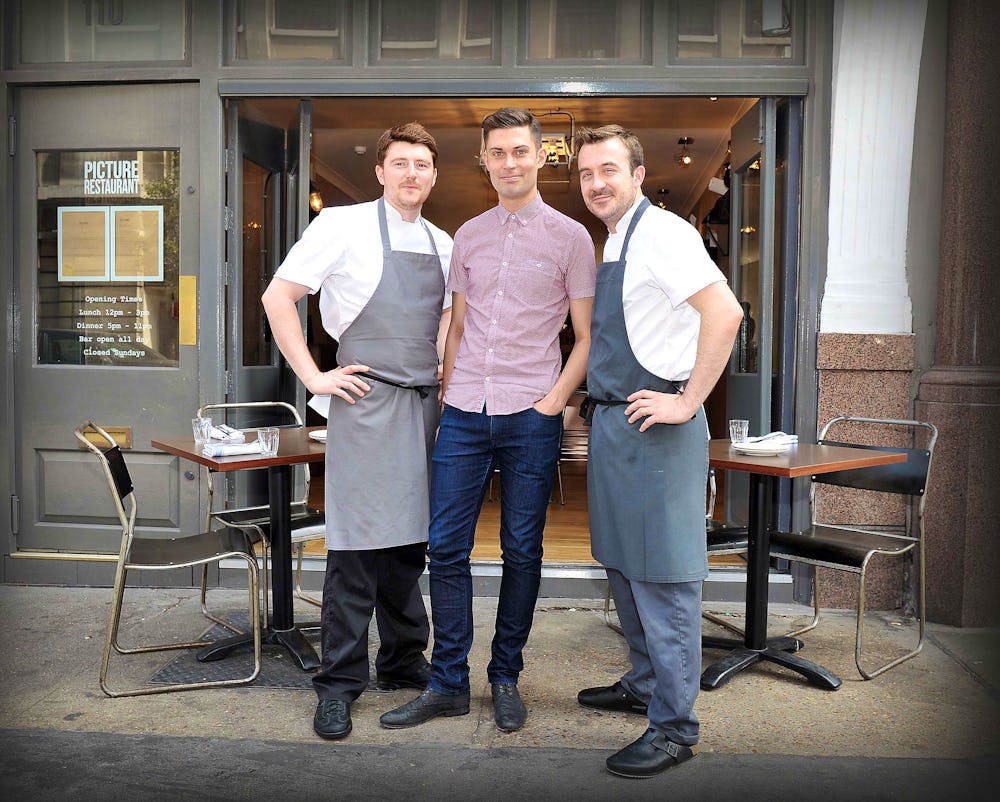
[573,126,743,779]
[262,124,452,742]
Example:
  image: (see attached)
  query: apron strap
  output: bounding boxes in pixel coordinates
[378,196,439,258]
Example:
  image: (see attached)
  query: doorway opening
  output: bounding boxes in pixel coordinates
[232,94,784,570]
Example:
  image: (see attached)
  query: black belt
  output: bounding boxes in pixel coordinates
[364,371,436,400]
[579,380,688,426]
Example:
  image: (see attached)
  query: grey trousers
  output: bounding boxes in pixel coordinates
[607,568,702,745]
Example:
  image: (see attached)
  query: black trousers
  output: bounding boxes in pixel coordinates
[311,541,430,702]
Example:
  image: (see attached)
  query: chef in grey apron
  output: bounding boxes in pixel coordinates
[586,197,707,749]
[312,197,445,703]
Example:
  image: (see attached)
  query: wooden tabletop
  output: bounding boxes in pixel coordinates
[709,439,906,478]
[152,427,326,472]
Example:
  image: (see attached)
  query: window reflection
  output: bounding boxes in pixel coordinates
[374,0,495,61]
[524,0,648,61]
[19,0,187,64]
[676,0,795,61]
[36,150,180,368]
[233,0,346,61]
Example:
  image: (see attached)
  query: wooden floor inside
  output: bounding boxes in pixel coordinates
[304,463,741,567]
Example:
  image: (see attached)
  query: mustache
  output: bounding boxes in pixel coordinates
[589,190,613,200]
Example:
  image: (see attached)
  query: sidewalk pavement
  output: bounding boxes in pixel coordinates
[1,585,998,800]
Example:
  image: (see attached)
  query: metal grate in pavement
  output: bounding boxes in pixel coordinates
[148,613,319,690]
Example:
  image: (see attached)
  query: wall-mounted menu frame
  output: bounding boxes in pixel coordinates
[112,206,164,281]
[57,205,164,282]
[57,207,110,281]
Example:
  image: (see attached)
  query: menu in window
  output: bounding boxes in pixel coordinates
[112,206,163,281]
[57,208,110,281]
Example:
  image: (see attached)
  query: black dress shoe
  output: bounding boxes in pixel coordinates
[373,661,431,692]
[578,681,648,716]
[606,729,695,778]
[313,699,352,740]
[491,683,526,732]
[379,689,470,729]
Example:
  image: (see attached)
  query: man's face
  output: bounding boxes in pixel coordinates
[376,141,437,215]
[482,125,546,209]
[577,137,645,231]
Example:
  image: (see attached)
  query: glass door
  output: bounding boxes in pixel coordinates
[725,98,778,525]
[13,83,202,551]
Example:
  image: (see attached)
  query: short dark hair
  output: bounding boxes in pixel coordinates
[573,125,644,172]
[481,107,543,149]
[376,122,439,166]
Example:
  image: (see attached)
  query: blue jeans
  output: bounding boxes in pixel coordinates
[427,404,562,695]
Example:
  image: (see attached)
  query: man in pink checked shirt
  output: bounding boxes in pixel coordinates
[381,107,596,734]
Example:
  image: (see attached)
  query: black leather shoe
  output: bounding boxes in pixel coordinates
[373,661,431,692]
[578,681,648,716]
[606,729,695,778]
[379,689,470,729]
[313,699,352,740]
[491,683,526,732]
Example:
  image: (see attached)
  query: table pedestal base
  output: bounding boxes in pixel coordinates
[702,634,803,653]
[197,625,321,671]
[700,646,842,690]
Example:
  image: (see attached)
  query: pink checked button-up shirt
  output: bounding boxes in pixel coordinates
[445,195,596,415]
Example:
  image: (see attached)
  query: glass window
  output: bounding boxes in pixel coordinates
[523,0,649,62]
[241,159,272,367]
[18,0,187,64]
[373,0,496,62]
[36,150,181,368]
[231,0,347,61]
[675,0,796,61]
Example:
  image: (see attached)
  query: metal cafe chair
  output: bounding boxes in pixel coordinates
[196,402,326,632]
[604,468,748,635]
[769,416,937,679]
[75,420,261,697]
[554,399,590,506]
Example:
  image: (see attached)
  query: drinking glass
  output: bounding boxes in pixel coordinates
[257,427,279,456]
[728,419,750,444]
[192,417,212,446]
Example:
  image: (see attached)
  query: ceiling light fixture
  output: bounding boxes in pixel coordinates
[676,137,694,168]
[540,134,571,168]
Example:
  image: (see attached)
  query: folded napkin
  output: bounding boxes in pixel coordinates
[207,426,245,443]
[308,394,330,419]
[745,431,798,445]
[202,441,262,458]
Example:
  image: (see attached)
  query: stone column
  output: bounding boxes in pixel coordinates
[813,0,925,610]
[916,0,1000,626]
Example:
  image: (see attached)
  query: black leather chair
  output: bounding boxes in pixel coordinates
[768,416,937,679]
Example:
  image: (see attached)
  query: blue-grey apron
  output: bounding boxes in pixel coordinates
[325,198,445,550]
[587,198,708,582]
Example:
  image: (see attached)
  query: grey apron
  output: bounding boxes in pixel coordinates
[325,198,445,550]
[587,198,708,582]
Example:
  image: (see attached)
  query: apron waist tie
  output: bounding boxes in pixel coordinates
[365,371,436,400]
[580,380,688,426]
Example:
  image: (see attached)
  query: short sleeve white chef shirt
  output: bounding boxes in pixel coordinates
[274,199,452,340]
[601,195,727,381]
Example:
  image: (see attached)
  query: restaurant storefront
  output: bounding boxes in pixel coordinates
[3,1,991,624]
